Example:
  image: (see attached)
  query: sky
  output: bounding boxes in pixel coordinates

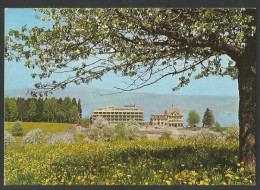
[4,8,239,97]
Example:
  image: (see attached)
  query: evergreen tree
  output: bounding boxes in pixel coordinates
[202,108,215,127]
[77,99,82,119]
[43,98,58,122]
[35,98,44,122]
[16,97,28,121]
[43,98,52,122]
[27,98,37,121]
[58,97,63,104]
[5,98,18,121]
[187,109,200,127]
[57,98,64,122]
[72,98,77,106]
[69,104,79,123]
[63,97,72,123]
[4,98,11,121]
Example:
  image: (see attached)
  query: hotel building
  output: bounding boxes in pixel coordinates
[91,105,144,124]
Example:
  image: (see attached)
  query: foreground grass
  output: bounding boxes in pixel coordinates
[5,122,71,134]
[4,139,255,185]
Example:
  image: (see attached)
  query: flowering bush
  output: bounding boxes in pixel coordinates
[85,117,117,142]
[224,125,239,141]
[114,120,140,141]
[46,132,75,144]
[23,128,43,145]
[92,116,108,129]
[4,131,16,145]
[85,127,102,142]
[125,120,140,140]
[196,129,224,141]
[102,125,115,141]
[178,129,223,141]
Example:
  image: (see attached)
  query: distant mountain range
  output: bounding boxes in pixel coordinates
[5,86,239,127]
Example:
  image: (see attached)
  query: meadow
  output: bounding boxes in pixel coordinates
[5,139,255,185]
[5,122,71,134]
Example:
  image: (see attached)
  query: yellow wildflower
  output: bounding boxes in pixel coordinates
[175,174,180,180]
[165,180,171,185]
[225,173,233,178]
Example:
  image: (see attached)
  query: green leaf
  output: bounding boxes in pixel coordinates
[24,60,31,68]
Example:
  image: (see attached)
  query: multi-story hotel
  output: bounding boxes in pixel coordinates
[91,105,144,124]
[150,108,183,128]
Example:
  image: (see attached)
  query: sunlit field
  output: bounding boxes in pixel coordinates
[5,139,255,185]
[5,122,70,134]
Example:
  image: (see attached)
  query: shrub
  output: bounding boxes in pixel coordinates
[159,131,172,140]
[85,119,140,142]
[46,132,75,144]
[23,128,43,145]
[80,117,91,128]
[113,120,140,141]
[84,117,110,142]
[85,127,102,142]
[11,121,23,136]
[4,131,16,145]
[125,120,140,140]
[178,129,223,141]
[92,116,108,129]
[85,124,115,142]
[102,125,115,141]
[114,123,127,140]
[224,125,239,141]
[196,129,223,141]
[214,121,222,132]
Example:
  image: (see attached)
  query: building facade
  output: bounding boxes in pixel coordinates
[91,105,144,124]
[150,108,183,128]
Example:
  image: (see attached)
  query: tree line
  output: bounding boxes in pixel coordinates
[5,97,82,123]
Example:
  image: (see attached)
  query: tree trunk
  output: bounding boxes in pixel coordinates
[236,37,256,172]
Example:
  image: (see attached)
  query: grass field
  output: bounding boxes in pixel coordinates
[4,122,255,185]
[5,122,72,134]
[4,139,255,185]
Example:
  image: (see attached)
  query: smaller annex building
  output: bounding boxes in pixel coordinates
[150,108,183,128]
